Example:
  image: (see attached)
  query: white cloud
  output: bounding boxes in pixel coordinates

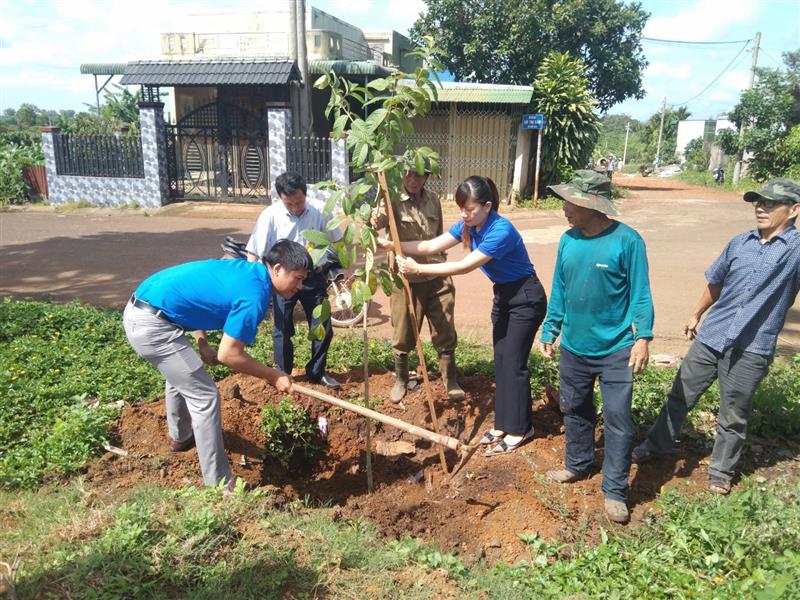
[387,0,426,21]
[646,61,691,79]
[719,69,750,91]
[709,90,737,102]
[645,0,760,41]
[329,0,372,12]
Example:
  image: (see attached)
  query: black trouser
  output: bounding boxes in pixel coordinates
[272,273,332,380]
[491,273,548,435]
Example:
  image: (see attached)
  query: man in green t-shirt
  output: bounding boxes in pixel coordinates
[538,170,654,524]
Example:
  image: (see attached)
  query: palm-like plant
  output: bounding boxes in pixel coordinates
[533,52,600,193]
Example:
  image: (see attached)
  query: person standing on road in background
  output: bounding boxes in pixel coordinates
[633,179,800,495]
[606,155,616,181]
[123,240,311,490]
[246,172,343,390]
[371,156,465,403]
[383,175,547,455]
[538,170,654,524]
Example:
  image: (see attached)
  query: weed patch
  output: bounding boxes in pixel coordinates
[475,476,800,598]
[0,298,163,488]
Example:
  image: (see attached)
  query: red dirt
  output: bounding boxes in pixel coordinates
[84,368,710,564]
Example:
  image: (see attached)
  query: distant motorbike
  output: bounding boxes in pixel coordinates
[639,164,655,177]
[713,167,725,185]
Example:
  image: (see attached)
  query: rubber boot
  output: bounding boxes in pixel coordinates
[390,353,409,403]
[439,352,465,401]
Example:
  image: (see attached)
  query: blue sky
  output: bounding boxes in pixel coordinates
[0,0,797,121]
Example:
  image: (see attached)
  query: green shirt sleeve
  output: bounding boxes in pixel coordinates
[627,234,655,340]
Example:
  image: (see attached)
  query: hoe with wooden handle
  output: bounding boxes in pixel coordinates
[292,383,480,480]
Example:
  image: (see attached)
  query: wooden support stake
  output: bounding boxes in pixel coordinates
[377,171,449,474]
[363,307,373,493]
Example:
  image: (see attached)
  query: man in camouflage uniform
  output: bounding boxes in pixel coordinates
[372,160,465,403]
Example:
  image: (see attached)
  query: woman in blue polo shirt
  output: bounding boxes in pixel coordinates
[392,175,547,455]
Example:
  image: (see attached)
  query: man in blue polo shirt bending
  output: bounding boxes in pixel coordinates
[123,240,311,490]
[538,170,654,524]
[634,179,800,495]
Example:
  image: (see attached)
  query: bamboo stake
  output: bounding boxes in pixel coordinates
[376,171,449,474]
[363,304,373,493]
[293,383,461,451]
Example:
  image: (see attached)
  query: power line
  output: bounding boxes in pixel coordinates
[643,36,752,45]
[758,48,784,66]
[673,39,751,106]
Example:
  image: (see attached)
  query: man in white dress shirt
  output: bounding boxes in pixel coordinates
[247,172,343,389]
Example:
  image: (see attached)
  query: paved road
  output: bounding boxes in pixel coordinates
[1,177,797,357]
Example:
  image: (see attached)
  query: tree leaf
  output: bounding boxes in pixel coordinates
[367,78,390,92]
[301,229,332,247]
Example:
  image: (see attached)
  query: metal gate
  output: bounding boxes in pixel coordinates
[404,105,517,199]
[165,101,269,201]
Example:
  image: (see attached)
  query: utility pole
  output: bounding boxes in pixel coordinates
[295,0,311,135]
[732,32,761,184]
[654,97,666,170]
[289,0,299,135]
[622,121,630,168]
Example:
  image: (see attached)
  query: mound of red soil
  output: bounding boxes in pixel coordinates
[85,369,707,563]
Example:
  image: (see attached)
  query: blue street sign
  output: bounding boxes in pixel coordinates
[522,113,546,129]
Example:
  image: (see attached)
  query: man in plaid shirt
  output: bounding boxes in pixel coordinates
[634,178,800,494]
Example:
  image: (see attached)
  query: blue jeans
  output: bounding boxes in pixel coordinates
[272,273,332,380]
[559,346,635,502]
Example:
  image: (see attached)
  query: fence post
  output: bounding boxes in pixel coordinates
[138,101,170,207]
[40,126,59,203]
[267,108,291,203]
[331,136,349,188]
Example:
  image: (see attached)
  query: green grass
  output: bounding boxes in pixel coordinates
[2,483,434,599]
[0,298,163,488]
[2,297,798,489]
[515,195,563,210]
[3,474,798,599]
[474,475,800,598]
[2,299,800,598]
[674,169,763,195]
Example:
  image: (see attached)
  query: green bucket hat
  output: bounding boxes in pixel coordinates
[743,178,800,205]
[548,170,618,216]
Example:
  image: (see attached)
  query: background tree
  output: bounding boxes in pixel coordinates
[594,114,645,164]
[410,0,649,111]
[724,61,798,181]
[639,105,691,164]
[683,136,710,171]
[533,52,600,194]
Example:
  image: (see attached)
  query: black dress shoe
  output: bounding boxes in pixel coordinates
[311,373,341,390]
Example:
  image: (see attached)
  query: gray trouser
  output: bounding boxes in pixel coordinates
[123,303,232,487]
[641,341,772,482]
